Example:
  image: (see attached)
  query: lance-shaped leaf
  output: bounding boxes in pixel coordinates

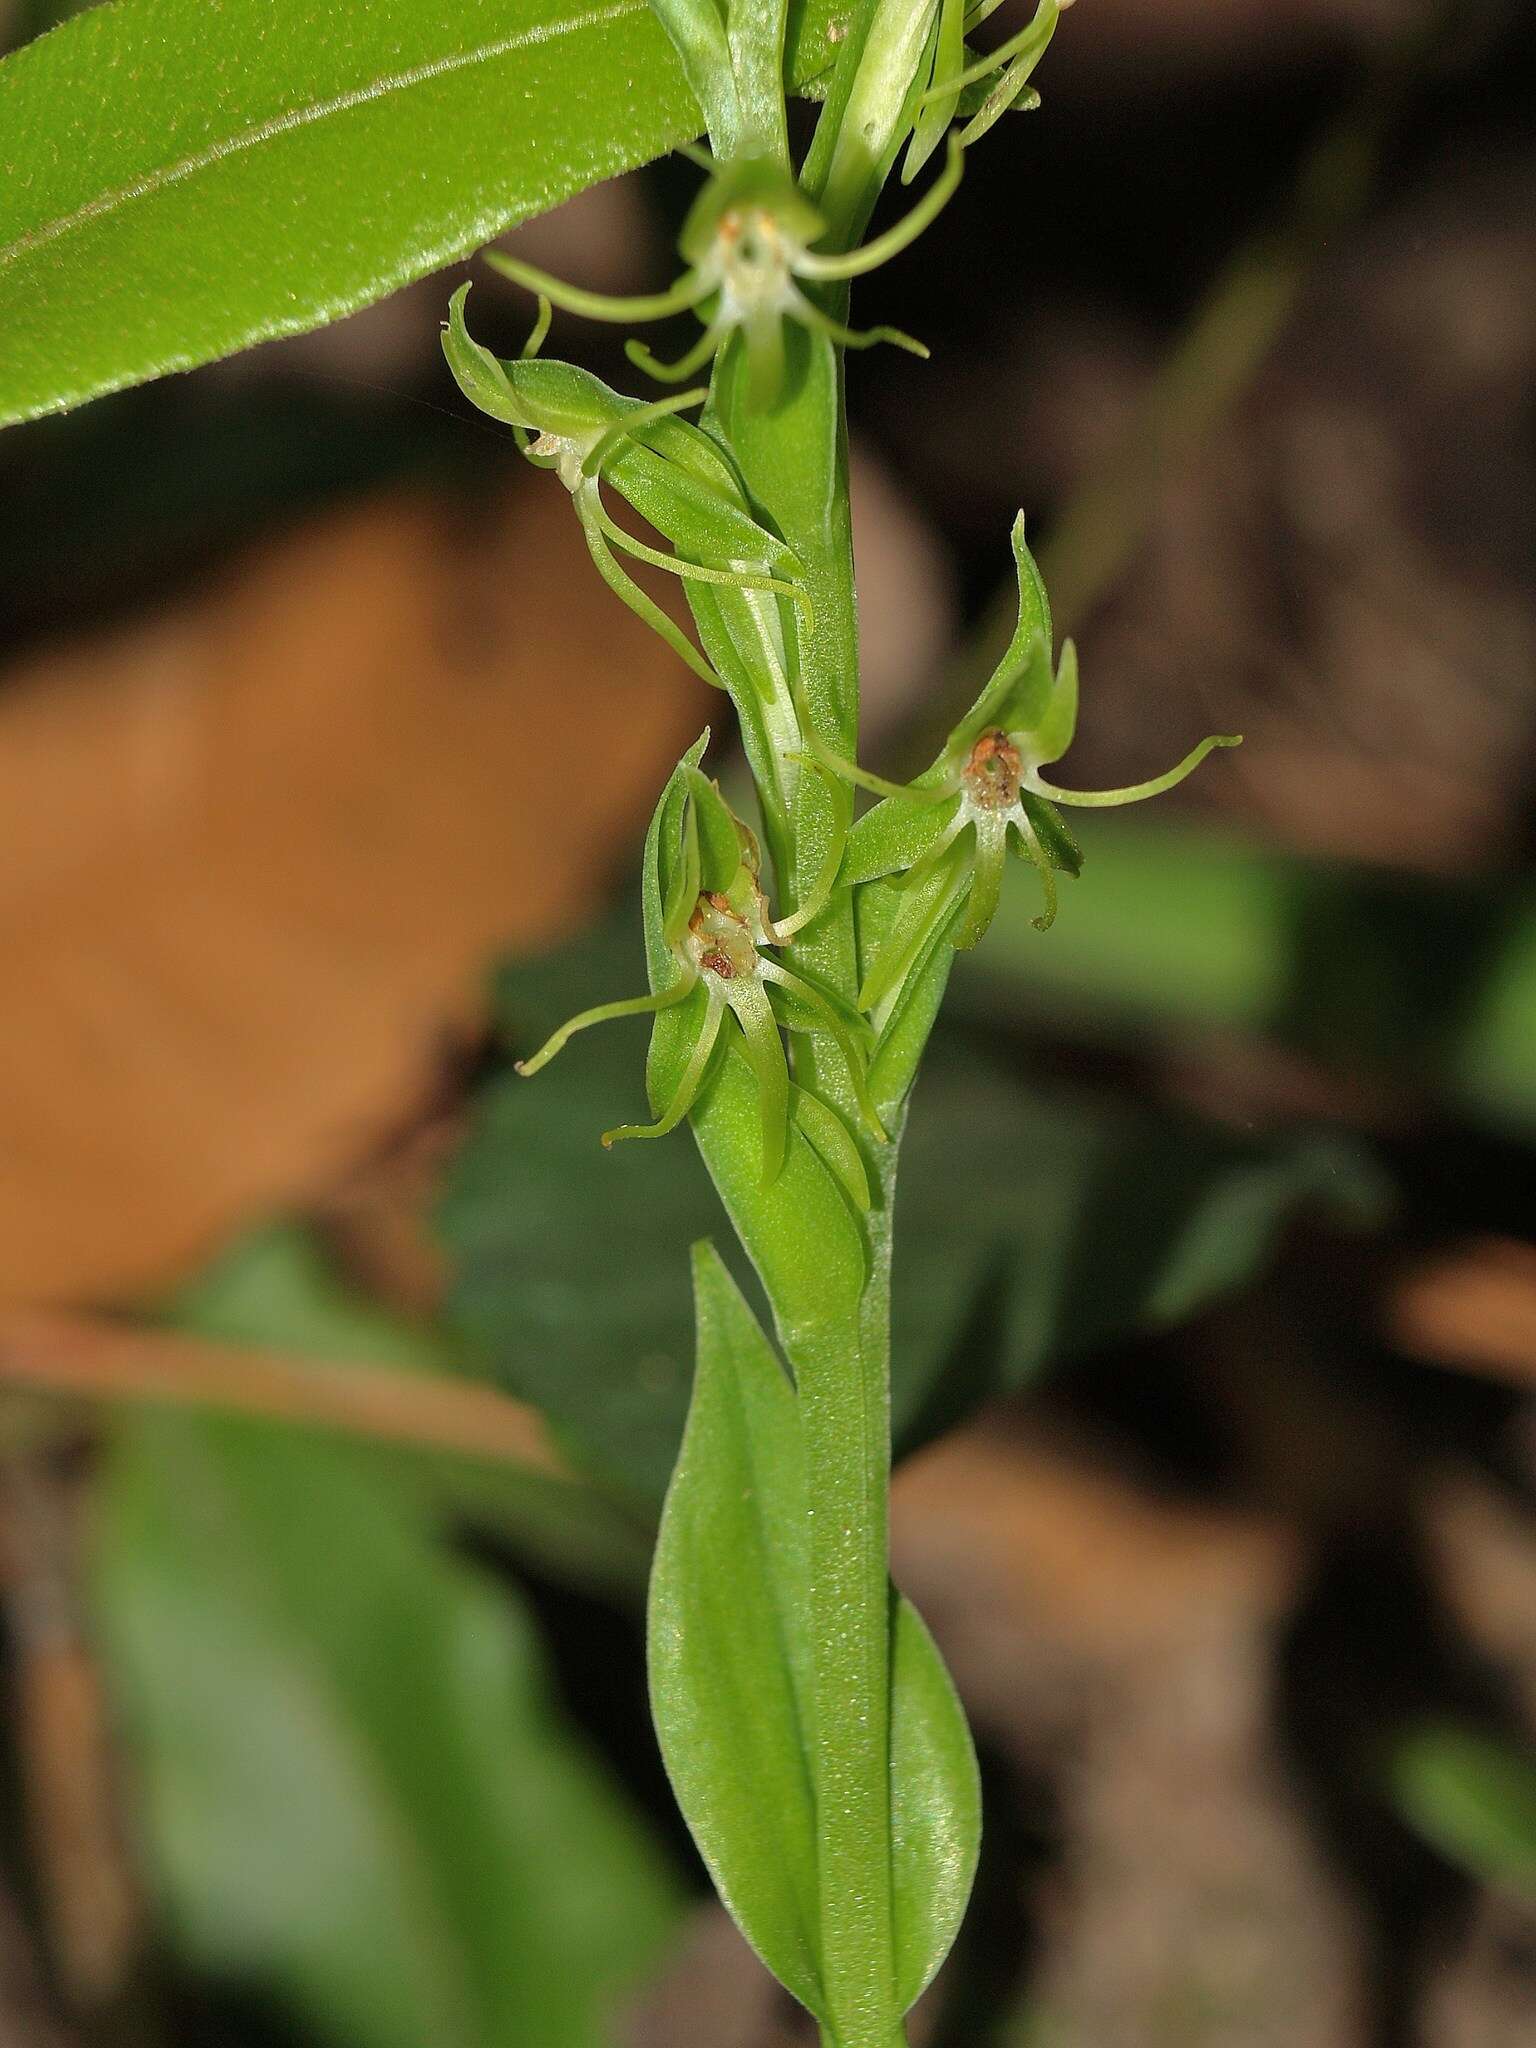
[648,1246,980,2024]
[0,0,849,428]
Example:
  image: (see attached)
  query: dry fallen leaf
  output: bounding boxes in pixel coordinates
[0,480,701,1305]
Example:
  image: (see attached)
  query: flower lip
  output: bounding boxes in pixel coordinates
[961,728,1023,812]
[714,206,797,319]
[688,894,760,981]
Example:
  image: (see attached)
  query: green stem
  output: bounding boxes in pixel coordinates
[789,1298,896,2045]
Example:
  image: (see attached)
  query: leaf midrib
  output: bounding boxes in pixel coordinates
[0,0,646,273]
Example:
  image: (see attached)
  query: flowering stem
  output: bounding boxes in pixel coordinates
[787,1295,896,2045]
[703,320,904,2041]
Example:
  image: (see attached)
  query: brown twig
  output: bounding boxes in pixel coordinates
[0,1452,140,2015]
[0,1313,567,1474]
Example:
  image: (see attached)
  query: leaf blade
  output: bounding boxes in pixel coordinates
[0,0,840,427]
[648,1245,979,2024]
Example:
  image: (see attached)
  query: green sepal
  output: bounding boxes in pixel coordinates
[841,793,962,888]
[679,154,826,266]
[858,834,974,1015]
[903,0,967,183]
[954,0,1062,151]
[647,1249,979,2031]
[1027,633,1078,768]
[646,739,715,1115]
[1002,512,1053,668]
[442,284,535,431]
[1018,792,1082,878]
[445,286,800,584]
[729,978,793,1187]
[789,1087,872,1213]
[661,775,705,953]
[678,765,749,896]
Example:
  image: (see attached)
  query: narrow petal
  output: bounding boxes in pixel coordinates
[769,762,854,939]
[952,814,1010,949]
[580,388,710,479]
[603,989,725,1147]
[593,501,801,606]
[1010,804,1060,930]
[1027,733,1242,807]
[763,963,888,1144]
[790,290,930,359]
[627,320,729,386]
[516,977,695,1077]
[485,249,713,325]
[725,979,792,1186]
[578,507,724,689]
[799,137,964,280]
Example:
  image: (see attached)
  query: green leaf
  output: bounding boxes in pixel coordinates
[891,1044,1389,1447]
[0,0,844,429]
[647,1244,978,2019]
[1390,1724,1536,1894]
[93,1412,681,2048]
[889,1596,981,2011]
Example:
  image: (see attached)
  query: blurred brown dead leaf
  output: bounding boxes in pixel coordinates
[0,481,700,1306]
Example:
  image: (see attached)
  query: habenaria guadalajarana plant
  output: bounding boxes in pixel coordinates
[440,2,1237,2042]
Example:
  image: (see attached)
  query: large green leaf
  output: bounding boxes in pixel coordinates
[441,924,1386,1504]
[647,1245,978,2021]
[94,1411,680,2048]
[0,0,841,428]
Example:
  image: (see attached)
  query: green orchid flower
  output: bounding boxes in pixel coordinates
[837,516,1241,1010]
[516,738,885,1190]
[485,139,963,409]
[442,283,806,686]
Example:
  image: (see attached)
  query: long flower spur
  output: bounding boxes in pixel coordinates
[516,738,885,1191]
[484,140,963,409]
[443,284,806,685]
[838,516,1241,1009]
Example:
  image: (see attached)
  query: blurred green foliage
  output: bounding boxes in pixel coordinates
[1390,1724,1536,1894]
[966,818,1536,1133]
[93,1410,680,2048]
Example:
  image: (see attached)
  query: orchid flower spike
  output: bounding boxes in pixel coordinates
[837,516,1241,1011]
[516,738,885,1192]
[442,284,806,686]
[485,138,964,410]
